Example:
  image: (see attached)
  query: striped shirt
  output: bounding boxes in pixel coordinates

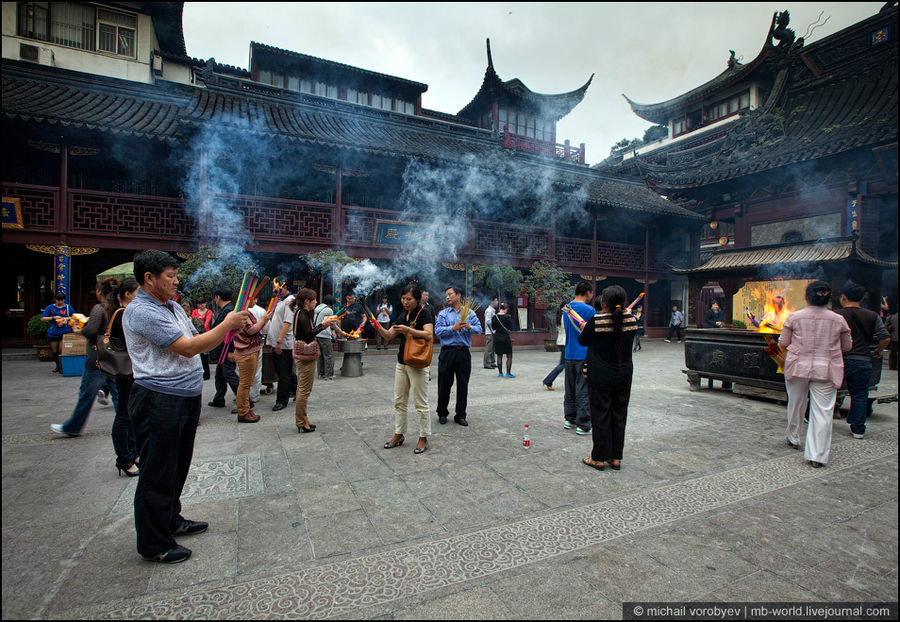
[577,311,638,367]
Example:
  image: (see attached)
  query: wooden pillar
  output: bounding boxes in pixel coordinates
[55,140,69,297]
[335,166,343,243]
[644,225,651,327]
[591,214,598,288]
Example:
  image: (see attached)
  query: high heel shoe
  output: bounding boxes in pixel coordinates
[117,464,140,477]
[414,439,428,454]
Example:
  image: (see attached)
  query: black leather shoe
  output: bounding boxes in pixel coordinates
[272,402,286,411]
[207,400,225,408]
[142,544,192,564]
[172,519,208,536]
[438,415,448,425]
[454,417,468,427]
[298,424,317,433]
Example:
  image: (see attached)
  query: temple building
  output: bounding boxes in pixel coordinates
[600,4,898,324]
[2,1,703,344]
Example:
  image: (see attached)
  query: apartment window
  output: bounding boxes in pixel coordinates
[287,75,300,91]
[326,84,337,98]
[347,88,357,102]
[739,92,750,109]
[97,8,136,57]
[300,79,312,94]
[370,93,382,108]
[315,81,326,96]
[356,90,368,105]
[18,2,138,57]
[381,96,392,111]
[673,118,687,136]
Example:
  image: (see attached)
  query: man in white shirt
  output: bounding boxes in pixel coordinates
[266,277,296,411]
[482,297,499,369]
[375,296,393,350]
[314,294,336,379]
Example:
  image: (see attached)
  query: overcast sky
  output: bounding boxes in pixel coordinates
[182,2,884,166]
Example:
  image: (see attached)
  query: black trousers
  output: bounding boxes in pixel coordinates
[437,347,471,419]
[129,384,201,557]
[666,325,684,341]
[587,360,633,462]
[213,358,239,402]
[273,349,297,405]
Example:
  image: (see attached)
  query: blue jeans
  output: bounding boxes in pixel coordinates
[542,346,565,387]
[564,359,591,429]
[844,358,872,435]
[112,376,138,469]
[61,367,119,435]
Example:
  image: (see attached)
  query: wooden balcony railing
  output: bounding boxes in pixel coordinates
[500,127,585,164]
[4,183,683,274]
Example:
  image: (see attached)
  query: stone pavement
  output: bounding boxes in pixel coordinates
[2,341,897,619]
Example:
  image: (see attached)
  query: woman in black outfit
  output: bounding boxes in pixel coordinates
[578,285,638,471]
[109,277,140,476]
[491,303,515,378]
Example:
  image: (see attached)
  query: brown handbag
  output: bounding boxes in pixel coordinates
[402,309,433,368]
[292,309,321,361]
[97,308,132,378]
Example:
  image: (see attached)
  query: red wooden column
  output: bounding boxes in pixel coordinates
[334,166,343,243]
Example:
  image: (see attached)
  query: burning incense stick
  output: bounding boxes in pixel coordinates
[219,271,257,364]
[626,292,645,311]
[561,303,586,328]
[459,298,480,323]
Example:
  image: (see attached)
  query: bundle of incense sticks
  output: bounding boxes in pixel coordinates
[264,294,278,315]
[219,271,267,364]
[626,292,645,311]
[459,298,480,322]
[562,303,586,328]
[172,293,181,303]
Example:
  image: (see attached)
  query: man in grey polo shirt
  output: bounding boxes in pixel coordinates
[124,250,248,564]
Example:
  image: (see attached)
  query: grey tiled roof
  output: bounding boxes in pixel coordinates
[2,61,700,220]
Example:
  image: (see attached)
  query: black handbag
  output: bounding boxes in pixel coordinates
[97,308,132,378]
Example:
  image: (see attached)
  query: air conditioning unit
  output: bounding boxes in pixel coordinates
[20,43,54,66]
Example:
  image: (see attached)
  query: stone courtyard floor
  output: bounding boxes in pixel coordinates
[2,340,897,619]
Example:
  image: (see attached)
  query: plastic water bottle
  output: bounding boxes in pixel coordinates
[523,424,530,449]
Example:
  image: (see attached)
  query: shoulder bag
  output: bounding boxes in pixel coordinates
[292,309,321,361]
[403,309,433,369]
[97,308,132,378]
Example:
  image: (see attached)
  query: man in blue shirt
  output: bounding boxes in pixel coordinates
[564,281,594,435]
[124,250,248,564]
[665,304,685,342]
[434,285,482,426]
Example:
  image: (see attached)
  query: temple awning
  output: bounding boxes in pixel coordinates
[672,237,897,274]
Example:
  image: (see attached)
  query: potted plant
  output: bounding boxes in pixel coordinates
[522,260,575,351]
[27,314,54,360]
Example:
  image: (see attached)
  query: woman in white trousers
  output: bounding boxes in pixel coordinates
[778,281,852,467]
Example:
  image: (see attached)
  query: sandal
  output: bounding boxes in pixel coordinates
[582,457,606,471]
[384,435,404,449]
[609,460,621,471]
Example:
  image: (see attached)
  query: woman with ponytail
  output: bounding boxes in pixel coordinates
[577,285,638,472]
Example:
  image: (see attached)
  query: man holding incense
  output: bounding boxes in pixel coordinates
[268,277,296,412]
[434,286,482,426]
[208,287,239,409]
[123,250,248,563]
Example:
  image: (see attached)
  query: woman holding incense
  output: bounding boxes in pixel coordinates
[232,295,273,424]
[577,285,638,472]
[491,303,515,378]
[370,284,434,454]
[290,289,339,433]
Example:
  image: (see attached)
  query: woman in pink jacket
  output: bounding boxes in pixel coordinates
[778,280,852,467]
